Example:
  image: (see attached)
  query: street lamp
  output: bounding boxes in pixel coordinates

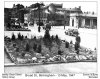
[35,3,44,32]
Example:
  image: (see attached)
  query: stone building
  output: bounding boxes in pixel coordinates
[24,3,97,29]
[27,3,66,26]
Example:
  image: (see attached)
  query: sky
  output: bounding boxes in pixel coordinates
[4,1,97,13]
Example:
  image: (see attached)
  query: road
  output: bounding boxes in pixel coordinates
[4,62,97,74]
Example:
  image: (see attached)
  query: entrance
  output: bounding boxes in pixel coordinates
[72,19,74,26]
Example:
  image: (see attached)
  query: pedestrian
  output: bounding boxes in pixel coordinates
[74,33,81,60]
[75,32,81,46]
[75,41,80,54]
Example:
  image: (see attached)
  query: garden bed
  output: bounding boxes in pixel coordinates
[4,32,97,65]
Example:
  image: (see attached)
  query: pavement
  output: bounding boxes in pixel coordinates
[4,62,97,74]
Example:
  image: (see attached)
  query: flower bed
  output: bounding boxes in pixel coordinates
[6,27,31,31]
[4,33,97,64]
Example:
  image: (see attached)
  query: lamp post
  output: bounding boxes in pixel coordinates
[35,3,44,32]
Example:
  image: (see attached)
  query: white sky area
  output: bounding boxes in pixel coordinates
[4,1,97,13]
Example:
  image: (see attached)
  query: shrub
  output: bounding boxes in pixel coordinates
[12,33,16,41]
[58,50,63,55]
[21,35,24,40]
[21,53,25,57]
[65,41,69,48]
[25,43,30,52]
[18,33,21,40]
[37,45,42,53]
[44,30,50,40]
[51,35,54,40]
[34,36,36,40]
[33,43,37,51]
[56,35,58,40]
[13,43,16,48]
[70,40,73,44]
[25,36,27,39]
[16,48,19,52]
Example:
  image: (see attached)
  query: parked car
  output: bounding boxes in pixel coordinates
[65,29,79,37]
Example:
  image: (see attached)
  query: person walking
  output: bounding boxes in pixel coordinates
[75,32,81,60]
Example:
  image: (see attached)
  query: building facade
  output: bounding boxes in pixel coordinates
[24,3,97,29]
[69,12,97,29]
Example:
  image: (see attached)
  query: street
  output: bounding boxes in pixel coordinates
[4,62,97,74]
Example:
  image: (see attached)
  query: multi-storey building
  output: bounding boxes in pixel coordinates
[24,3,97,29]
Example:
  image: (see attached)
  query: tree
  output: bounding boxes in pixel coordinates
[4,8,11,27]
[15,4,25,24]
[16,4,24,10]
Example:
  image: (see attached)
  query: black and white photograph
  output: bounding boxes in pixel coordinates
[3,0,98,75]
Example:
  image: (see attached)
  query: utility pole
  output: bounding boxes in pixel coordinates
[64,12,66,29]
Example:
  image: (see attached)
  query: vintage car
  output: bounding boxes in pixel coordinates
[65,29,79,37]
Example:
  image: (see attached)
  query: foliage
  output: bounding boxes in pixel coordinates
[21,53,25,57]
[33,43,37,51]
[18,33,21,40]
[11,33,16,41]
[37,45,42,53]
[65,41,69,48]
[58,50,63,55]
[25,43,30,52]
[51,35,54,40]
[44,30,50,40]
[16,48,19,52]
[56,35,58,40]
[70,40,73,44]
[25,36,27,39]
